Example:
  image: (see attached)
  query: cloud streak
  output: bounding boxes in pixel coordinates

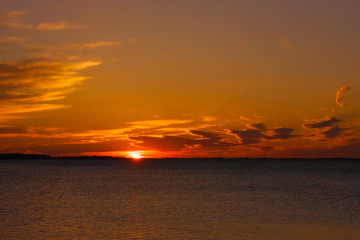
[35,21,87,31]
[231,123,300,145]
[65,39,136,50]
[0,58,101,120]
[0,11,87,31]
[336,85,351,107]
[131,130,236,151]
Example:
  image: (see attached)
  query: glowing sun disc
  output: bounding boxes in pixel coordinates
[128,151,142,160]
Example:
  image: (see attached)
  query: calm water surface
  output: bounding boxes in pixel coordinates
[1,159,360,239]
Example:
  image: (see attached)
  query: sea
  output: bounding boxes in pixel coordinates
[1,158,360,240]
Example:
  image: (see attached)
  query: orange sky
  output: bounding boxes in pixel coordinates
[0,0,359,158]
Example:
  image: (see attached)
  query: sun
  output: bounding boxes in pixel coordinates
[128,151,142,160]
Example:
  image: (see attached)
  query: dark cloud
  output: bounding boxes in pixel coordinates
[232,123,300,145]
[0,126,26,134]
[304,116,351,140]
[190,130,221,141]
[190,130,236,148]
[231,129,267,145]
[322,125,348,138]
[248,123,266,130]
[268,127,300,140]
[304,117,342,129]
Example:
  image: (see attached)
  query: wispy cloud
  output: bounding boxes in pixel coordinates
[0,36,25,52]
[336,85,351,108]
[0,36,24,44]
[19,40,132,55]
[65,39,136,51]
[35,21,87,31]
[68,41,125,50]
[0,58,101,120]
[0,11,87,31]
[0,125,26,134]
[131,130,236,152]
[0,11,32,30]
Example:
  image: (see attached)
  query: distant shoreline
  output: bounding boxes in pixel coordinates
[0,153,359,161]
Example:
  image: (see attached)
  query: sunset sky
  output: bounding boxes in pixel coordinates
[0,0,359,158]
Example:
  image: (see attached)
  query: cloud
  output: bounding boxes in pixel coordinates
[190,130,236,148]
[0,137,134,155]
[131,135,198,151]
[0,58,101,120]
[321,125,348,138]
[0,11,32,30]
[268,127,300,140]
[0,36,25,52]
[17,40,134,55]
[0,36,24,44]
[247,123,266,130]
[131,130,236,151]
[190,130,221,141]
[0,11,87,31]
[336,85,351,107]
[303,117,342,129]
[231,128,267,145]
[232,123,300,144]
[35,21,87,31]
[128,119,191,128]
[68,41,124,50]
[304,116,351,140]
[0,126,26,134]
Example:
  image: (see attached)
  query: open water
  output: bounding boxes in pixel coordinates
[1,159,360,239]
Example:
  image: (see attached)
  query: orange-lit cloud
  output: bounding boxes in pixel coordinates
[336,85,351,108]
[131,130,236,152]
[17,39,135,56]
[0,11,32,30]
[0,4,359,159]
[0,58,101,120]
[304,117,342,129]
[68,41,126,50]
[35,21,87,31]
[303,116,352,140]
[0,36,24,45]
[0,11,86,31]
